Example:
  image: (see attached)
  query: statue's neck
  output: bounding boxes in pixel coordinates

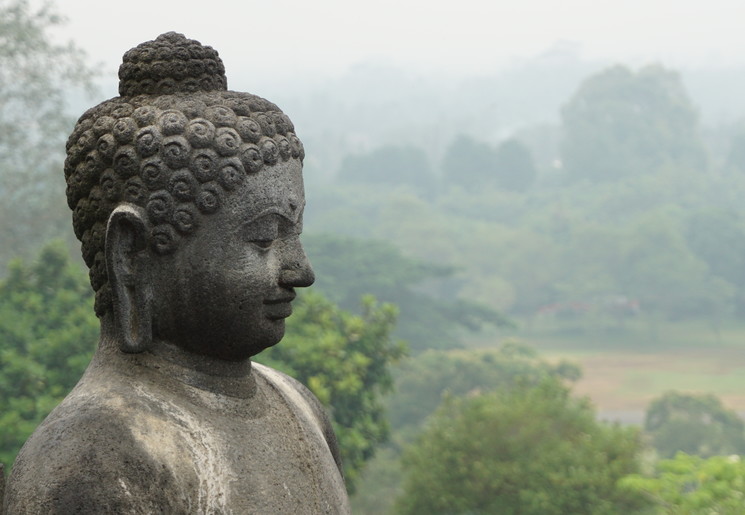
[145,339,257,398]
[96,322,257,398]
[148,338,252,378]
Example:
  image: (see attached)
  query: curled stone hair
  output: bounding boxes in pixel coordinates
[64,32,305,317]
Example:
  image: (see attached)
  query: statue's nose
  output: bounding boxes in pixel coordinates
[279,241,315,288]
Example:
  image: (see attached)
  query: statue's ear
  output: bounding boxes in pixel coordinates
[105,204,152,353]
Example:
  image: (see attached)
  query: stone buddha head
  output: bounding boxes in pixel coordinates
[64,32,314,361]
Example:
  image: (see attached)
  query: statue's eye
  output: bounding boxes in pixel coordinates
[243,212,300,250]
[251,239,274,249]
[244,215,279,250]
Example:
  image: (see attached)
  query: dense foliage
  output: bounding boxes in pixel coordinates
[387,342,580,433]
[560,64,706,183]
[352,342,582,514]
[395,379,648,515]
[621,453,745,514]
[644,391,745,459]
[0,242,97,466]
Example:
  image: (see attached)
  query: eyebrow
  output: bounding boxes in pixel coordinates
[245,206,302,224]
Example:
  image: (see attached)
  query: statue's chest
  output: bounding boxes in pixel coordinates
[125,383,348,514]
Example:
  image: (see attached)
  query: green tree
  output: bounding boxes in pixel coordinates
[644,391,745,459]
[441,135,537,192]
[560,64,706,183]
[441,134,499,191]
[619,210,733,320]
[0,241,98,466]
[620,453,745,514]
[493,138,537,191]
[395,379,649,515]
[352,341,580,515]
[387,341,580,433]
[256,290,406,492]
[0,0,95,271]
[685,209,745,314]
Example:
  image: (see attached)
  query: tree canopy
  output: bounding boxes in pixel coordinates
[395,378,648,515]
[621,453,745,515]
[493,138,537,192]
[338,145,436,197]
[560,64,707,183]
[387,342,580,433]
[442,134,499,190]
[441,135,537,192]
[0,0,95,271]
[644,391,745,459]
[0,241,98,466]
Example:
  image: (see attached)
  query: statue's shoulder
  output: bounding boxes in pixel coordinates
[5,384,192,514]
[252,362,345,476]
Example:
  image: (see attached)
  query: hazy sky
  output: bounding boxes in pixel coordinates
[48,0,745,90]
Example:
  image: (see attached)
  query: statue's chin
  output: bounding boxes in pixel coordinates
[145,315,287,362]
[195,324,286,362]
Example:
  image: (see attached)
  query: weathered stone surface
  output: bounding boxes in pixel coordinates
[1,464,5,515]
[4,33,349,514]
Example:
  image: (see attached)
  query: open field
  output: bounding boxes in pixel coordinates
[466,317,745,424]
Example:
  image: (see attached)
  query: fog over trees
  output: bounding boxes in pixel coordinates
[6,0,745,513]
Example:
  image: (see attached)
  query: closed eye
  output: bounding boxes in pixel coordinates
[243,214,279,249]
[243,211,301,250]
[251,239,274,249]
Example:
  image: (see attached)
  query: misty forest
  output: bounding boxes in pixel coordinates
[6,0,745,513]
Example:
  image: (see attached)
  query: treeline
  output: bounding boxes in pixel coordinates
[305,64,745,332]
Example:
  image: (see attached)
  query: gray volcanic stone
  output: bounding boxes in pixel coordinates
[4,33,349,514]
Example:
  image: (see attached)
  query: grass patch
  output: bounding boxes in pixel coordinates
[464,316,745,418]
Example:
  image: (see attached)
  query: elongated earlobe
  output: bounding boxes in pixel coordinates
[105,204,152,353]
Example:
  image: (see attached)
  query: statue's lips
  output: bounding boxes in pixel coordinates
[263,295,295,319]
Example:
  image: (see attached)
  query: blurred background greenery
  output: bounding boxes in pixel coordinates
[6,0,745,513]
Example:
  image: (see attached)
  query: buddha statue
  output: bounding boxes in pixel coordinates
[4,32,350,514]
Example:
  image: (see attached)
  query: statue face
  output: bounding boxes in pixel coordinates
[149,159,314,360]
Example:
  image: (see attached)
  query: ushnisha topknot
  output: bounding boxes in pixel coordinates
[64,33,304,317]
[118,32,227,96]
